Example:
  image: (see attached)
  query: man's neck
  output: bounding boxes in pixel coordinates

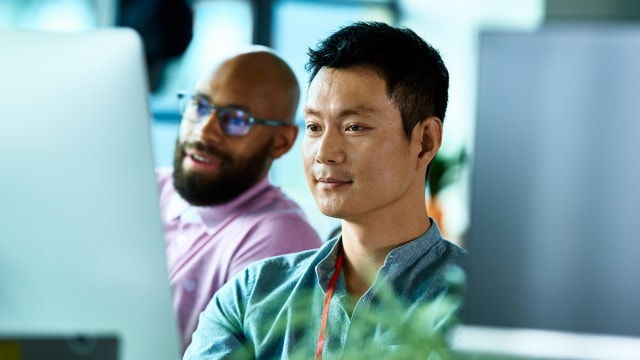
[339,212,431,299]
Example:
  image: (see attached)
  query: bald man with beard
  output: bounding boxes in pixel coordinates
[156,46,322,353]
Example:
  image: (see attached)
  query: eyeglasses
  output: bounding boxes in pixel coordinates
[177,92,288,137]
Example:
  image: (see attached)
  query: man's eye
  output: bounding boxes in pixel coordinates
[195,100,210,117]
[346,125,362,131]
[306,124,320,132]
[230,116,248,125]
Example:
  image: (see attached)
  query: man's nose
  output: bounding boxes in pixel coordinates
[314,130,345,164]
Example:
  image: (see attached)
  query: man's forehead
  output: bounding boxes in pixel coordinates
[195,51,284,91]
[306,67,390,109]
[192,61,240,96]
[309,66,386,92]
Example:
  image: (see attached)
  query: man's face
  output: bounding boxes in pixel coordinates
[302,66,422,221]
[173,56,288,206]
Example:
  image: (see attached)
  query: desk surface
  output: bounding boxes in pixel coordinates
[452,325,640,360]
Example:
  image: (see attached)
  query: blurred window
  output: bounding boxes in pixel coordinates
[0,0,99,31]
[273,0,395,123]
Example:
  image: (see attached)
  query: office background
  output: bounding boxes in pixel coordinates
[2,0,634,243]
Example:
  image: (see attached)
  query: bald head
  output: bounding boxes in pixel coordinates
[196,47,300,124]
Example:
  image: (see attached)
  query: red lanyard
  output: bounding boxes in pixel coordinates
[315,250,343,360]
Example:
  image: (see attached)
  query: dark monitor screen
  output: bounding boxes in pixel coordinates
[463,22,640,350]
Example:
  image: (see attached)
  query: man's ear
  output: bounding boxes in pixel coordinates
[416,116,443,166]
[270,125,298,159]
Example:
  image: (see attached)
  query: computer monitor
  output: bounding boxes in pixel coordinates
[459,23,640,358]
[0,29,180,360]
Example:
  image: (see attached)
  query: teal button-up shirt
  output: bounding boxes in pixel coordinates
[184,220,467,360]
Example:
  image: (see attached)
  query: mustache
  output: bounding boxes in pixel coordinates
[313,168,353,182]
[182,140,229,159]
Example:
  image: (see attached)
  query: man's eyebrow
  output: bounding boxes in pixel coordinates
[193,92,250,112]
[304,106,378,118]
[303,107,321,118]
[193,91,210,101]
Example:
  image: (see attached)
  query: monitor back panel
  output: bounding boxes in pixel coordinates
[0,29,180,360]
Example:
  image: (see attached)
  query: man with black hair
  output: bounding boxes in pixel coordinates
[184,22,467,360]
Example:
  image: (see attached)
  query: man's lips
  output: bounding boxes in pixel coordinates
[184,149,223,168]
[189,151,215,164]
[316,176,353,188]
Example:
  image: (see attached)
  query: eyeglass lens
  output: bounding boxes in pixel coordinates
[183,97,252,136]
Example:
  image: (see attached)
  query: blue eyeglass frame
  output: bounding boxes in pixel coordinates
[177,92,288,136]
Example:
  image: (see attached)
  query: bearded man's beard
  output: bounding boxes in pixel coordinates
[172,138,272,206]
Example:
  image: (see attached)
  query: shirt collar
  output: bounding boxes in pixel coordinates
[315,238,343,289]
[382,219,443,275]
[314,220,444,288]
[165,176,272,229]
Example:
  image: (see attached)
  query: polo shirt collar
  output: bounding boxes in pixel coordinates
[165,177,272,229]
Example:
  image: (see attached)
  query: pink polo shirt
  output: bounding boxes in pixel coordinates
[156,167,322,352]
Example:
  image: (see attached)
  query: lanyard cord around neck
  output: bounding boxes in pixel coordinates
[315,249,343,360]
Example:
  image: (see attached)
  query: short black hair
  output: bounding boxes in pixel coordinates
[306,21,449,139]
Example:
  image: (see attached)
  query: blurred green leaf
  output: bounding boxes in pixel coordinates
[427,148,468,197]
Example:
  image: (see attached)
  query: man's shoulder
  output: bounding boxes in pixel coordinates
[248,184,304,213]
[214,246,322,304]
[249,246,322,276]
[241,240,334,287]
[240,185,317,232]
[440,238,467,265]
